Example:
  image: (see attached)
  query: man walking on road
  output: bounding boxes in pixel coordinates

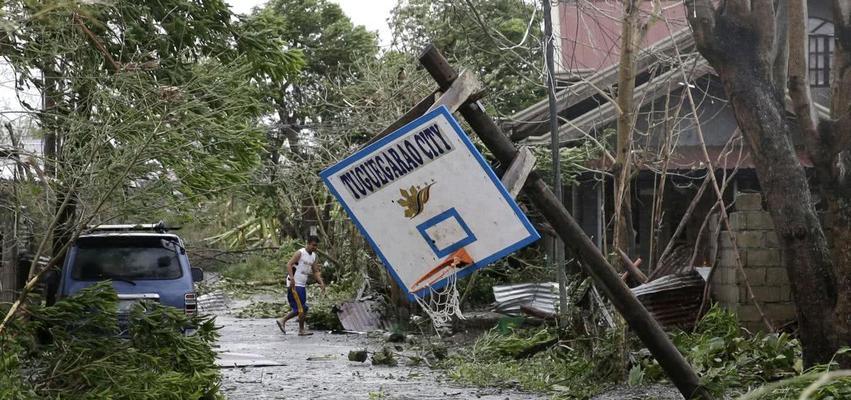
[277,236,325,336]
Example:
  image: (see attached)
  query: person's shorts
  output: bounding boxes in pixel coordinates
[287,285,309,313]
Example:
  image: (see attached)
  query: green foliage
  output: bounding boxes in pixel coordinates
[235,300,287,319]
[472,327,556,359]
[639,305,800,396]
[0,282,222,400]
[218,253,287,283]
[0,0,305,236]
[444,327,620,399]
[737,369,851,400]
[531,142,604,188]
[196,250,292,299]
[390,0,544,114]
[443,306,829,399]
[371,347,399,366]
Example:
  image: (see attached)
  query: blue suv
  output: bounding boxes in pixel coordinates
[56,223,203,331]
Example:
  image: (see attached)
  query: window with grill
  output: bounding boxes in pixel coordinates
[809,18,834,87]
[809,35,833,87]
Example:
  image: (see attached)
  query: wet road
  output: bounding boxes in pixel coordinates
[215,316,545,400]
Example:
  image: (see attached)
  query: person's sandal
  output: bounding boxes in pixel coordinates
[276,319,286,334]
[298,330,313,336]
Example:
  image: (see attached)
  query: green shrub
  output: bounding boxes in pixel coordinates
[0,282,222,400]
[639,305,799,396]
[219,254,282,282]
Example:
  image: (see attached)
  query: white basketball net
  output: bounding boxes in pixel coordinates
[412,272,465,335]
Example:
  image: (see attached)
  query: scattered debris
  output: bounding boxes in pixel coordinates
[492,282,559,316]
[384,332,405,343]
[631,269,707,329]
[405,355,424,367]
[235,301,286,319]
[198,292,228,314]
[330,329,365,334]
[215,352,283,368]
[427,342,448,360]
[336,300,390,332]
[348,349,368,362]
[519,304,557,320]
[371,347,398,366]
[306,355,336,361]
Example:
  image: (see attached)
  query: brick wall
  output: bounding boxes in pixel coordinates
[710,192,796,331]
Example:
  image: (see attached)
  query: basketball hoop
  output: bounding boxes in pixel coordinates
[411,248,474,334]
[412,271,465,336]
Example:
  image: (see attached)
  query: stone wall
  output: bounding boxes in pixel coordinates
[710,192,796,331]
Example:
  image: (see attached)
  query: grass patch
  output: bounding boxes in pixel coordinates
[0,282,221,399]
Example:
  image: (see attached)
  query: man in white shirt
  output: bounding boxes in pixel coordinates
[276,236,326,336]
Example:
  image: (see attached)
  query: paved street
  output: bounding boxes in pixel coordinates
[215,316,544,400]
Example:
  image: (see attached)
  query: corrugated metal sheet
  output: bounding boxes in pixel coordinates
[198,293,228,314]
[492,282,559,316]
[631,269,706,329]
[336,300,391,332]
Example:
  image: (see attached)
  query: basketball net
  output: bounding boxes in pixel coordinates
[412,272,465,336]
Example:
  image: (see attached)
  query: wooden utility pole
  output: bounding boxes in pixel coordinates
[418,45,712,400]
[542,0,568,327]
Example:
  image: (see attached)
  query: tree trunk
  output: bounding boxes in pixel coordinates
[720,71,838,365]
[827,193,851,365]
[685,0,848,366]
[613,0,641,260]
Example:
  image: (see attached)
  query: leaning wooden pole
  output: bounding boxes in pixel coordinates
[418,44,712,400]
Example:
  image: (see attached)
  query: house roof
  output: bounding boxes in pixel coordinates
[522,57,712,147]
[506,19,830,170]
[503,28,696,140]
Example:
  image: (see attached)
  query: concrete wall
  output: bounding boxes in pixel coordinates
[711,192,796,331]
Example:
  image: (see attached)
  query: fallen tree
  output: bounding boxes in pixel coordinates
[0,282,221,399]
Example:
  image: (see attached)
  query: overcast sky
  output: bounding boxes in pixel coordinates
[227,0,396,47]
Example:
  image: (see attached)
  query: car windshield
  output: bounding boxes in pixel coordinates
[71,237,182,281]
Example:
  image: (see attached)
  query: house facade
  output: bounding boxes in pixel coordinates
[505,0,835,330]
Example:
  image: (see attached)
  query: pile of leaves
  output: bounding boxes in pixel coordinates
[654,306,851,399]
[443,326,620,398]
[0,282,221,400]
[443,305,851,399]
[638,305,800,395]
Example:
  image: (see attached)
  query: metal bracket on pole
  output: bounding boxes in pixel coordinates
[500,146,536,199]
[427,70,482,113]
[364,70,482,149]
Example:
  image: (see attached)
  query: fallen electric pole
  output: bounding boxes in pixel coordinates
[417,44,713,400]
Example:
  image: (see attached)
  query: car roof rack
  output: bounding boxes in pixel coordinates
[86,221,180,234]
